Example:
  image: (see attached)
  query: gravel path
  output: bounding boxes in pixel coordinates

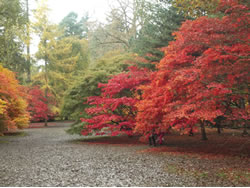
[0,123,248,187]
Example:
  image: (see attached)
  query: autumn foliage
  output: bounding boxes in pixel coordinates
[27,85,57,122]
[27,86,48,122]
[81,66,150,136]
[134,0,249,137]
[0,65,30,134]
[78,1,249,139]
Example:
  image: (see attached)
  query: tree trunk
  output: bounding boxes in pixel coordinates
[239,98,248,136]
[189,126,194,136]
[44,82,48,127]
[217,123,221,134]
[200,121,208,140]
[44,39,48,127]
[26,0,31,82]
[215,116,225,134]
[44,117,48,127]
[242,122,248,136]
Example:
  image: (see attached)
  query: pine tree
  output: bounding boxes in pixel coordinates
[132,2,185,63]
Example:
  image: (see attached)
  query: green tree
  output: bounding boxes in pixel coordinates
[132,2,185,63]
[0,0,27,81]
[46,36,85,113]
[24,0,31,82]
[164,0,220,18]
[59,11,89,39]
[59,12,90,74]
[62,51,133,134]
[165,0,249,18]
[32,0,59,126]
[33,1,90,122]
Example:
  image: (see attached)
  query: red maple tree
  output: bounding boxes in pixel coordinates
[27,86,55,122]
[81,66,151,136]
[135,0,249,139]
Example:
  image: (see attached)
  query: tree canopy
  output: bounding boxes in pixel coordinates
[135,0,249,138]
[0,65,29,134]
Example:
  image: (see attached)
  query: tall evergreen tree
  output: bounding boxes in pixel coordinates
[25,0,31,82]
[59,12,89,39]
[132,2,185,63]
[59,12,90,75]
[0,0,27,81]
[33,0,59,126]
[33,1,90,122]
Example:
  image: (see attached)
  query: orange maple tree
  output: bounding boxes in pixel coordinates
[135,0,249,139]
[0,65,30,134]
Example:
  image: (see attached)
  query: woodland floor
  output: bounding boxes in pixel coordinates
[0,121,249,187]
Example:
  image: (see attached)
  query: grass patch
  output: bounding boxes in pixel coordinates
[196,171,209,178]
[0,131,27,143]
[71,135,113,143]
[216,172,227,178]
[0,140,9,144]
[224,169,250,184]
[70,135,143,146]
[165,164,179,173]
[163,162,250,186]
[29,121,74,128]
[3,131,28,137]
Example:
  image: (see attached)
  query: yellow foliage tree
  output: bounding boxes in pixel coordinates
[32,0,89,121]
[0,65,30,134]
[171,0,220,18]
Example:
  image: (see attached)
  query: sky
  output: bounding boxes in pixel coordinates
[31,0,113,24]
[49,0,108,23]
